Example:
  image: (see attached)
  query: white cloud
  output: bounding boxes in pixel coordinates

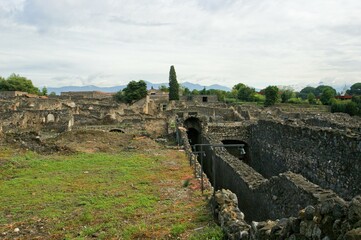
[0,0,360,89]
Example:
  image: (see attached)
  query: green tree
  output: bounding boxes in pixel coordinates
[237,85,256,102]
[207,89,227,101]
[299,86,316,100]
[232,83,246,91]
[200,87,208,95]
[114,80,147,103]
[281,89,295,103]
[231,83,245,98]
[0,73,40,94]
[169,65,179,100]
[183,87,191,96]
[346,82,361,96]
[191,89,200,95]
[49,92,57,96]
[320,88,335,105]
[315,85,336,97]
[307,93,317,104]
[158,84,169,92]
[41,86,48,96]
[264,86,279,107]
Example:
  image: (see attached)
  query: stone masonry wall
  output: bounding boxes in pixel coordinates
[0,110,73,133]
[179,126,361,239]
[249,119,361,199]
[179,127,347,223]
[200,135,347,221]
[212,189,361,240]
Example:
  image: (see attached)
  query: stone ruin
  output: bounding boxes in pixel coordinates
[0,93,360,239]
[177,104,360,239]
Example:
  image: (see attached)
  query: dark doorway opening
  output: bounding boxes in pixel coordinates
[202,96,208,102]
[221,139,251,164]
[186,128,200,146]
[110,128,125,133]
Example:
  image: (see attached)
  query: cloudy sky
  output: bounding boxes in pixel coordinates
[1,0,361,90]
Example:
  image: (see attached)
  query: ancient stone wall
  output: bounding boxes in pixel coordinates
[143,117,168,137]
[0,110,73,133]
[180,127,360,238]
[207,122,252,141]
[180,128,345,222]
[212,189,361,240]
[249,119,361,199]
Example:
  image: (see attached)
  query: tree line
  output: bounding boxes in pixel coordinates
[2,69,360,116]
[0,74,47,96]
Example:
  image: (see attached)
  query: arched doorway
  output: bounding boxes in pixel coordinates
[183,117,202,146]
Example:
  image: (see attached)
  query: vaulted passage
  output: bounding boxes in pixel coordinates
[221,139,251,164]
[186,128,201,145]
[183,117,202,146]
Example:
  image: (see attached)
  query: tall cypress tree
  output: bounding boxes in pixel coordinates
[169,65,179,100]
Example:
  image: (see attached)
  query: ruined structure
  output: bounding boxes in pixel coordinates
[0,92,360,239]
[176,105,361,239]
[60,91,113,99]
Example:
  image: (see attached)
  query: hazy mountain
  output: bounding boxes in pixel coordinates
[180,82,231,91]
[47,81,231,95]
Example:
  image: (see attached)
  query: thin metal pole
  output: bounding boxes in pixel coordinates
[212,155,216,196]
[200,145,204,194]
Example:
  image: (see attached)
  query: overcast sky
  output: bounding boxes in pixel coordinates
[1,0,361,90]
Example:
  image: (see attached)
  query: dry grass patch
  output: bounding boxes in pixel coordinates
[0,136,222,239]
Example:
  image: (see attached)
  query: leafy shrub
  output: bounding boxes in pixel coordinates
[331,100,360,116]
[254,94,265,103]
[287,97,304,104]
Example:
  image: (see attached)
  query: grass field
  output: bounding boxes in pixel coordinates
[0,145,222,239]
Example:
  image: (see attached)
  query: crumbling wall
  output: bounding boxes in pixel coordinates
[212,189,361,240]
[143,117,168,137]
[207,122,251,141]
[0,110,73,133]
[249,119,361,199]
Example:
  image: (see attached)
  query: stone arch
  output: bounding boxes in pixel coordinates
[183,117,202,145]
[109,128,125,133]
[46,113,55,123]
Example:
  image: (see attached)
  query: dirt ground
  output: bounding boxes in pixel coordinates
[1,130,165,155]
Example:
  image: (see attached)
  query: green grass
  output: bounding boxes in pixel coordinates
[0,148,222,239]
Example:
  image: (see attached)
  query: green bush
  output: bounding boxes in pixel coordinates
[331,100,360,116]
[287,97,304,104]
[254,94,265,103]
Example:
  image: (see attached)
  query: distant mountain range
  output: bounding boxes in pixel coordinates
[47,81,231,95]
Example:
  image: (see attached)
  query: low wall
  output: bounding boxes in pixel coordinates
[213,189,361,240]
